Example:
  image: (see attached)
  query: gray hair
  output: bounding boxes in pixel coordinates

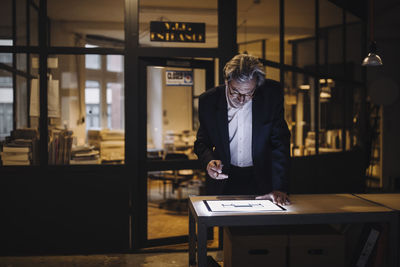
[223,54,265,86]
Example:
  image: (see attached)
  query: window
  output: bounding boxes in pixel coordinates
[0,76,13,140]
[85,80,101,129]
[85,55,101,70]
[107,55,123,73]
[106,82,124,130]
[0,52,13,66]
[0,40,13,46]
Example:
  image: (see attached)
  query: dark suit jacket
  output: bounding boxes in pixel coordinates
[194,79,291,195]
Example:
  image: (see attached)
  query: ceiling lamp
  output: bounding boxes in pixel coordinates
[362,41,383,66]
[362,0,383,66]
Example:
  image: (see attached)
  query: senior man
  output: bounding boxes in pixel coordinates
[194,54,291,206]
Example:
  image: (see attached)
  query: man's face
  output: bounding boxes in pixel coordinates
[226,78,257,108]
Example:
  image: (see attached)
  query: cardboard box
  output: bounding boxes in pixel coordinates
[289,225,345,267]
[223,226,288,267]
[223,225,345,267]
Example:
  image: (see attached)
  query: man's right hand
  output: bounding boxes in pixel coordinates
[207,160,229,180]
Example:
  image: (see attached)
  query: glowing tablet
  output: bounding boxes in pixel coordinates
[204,199,285,212]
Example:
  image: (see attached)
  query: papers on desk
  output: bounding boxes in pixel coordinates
[205,200,285,212]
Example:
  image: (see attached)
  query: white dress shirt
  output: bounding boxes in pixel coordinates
[225,87,253,167]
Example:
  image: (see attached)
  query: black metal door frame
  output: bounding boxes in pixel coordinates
[136,56,214,248]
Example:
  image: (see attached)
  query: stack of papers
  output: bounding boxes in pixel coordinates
[70,145,100,165]
[88,129,125,163]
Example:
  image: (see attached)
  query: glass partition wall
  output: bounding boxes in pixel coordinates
[46,53,125,165]
[140,0,220,246]
[237,0,280,62]
[46,0,126,165]
[235,0,364,157]
[0,0,40,166]
[0,0,367,250]
[0,0,126,166]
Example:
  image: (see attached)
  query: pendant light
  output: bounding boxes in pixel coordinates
[362,0,383,66]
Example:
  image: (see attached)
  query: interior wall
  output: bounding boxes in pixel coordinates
[0,168,130,255]
[163,67,193,135]
[147,66,195,149]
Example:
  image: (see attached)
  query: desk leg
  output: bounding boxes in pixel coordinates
[189,210,196,266]
[389,216,399,267]
[197,222,207,267]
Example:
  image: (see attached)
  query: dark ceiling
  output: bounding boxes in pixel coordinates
[329,0,367,20]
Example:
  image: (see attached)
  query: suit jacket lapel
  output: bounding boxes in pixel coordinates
[216,87,230,165]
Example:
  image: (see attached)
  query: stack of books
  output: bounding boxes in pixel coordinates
[1,144,31,166]
[88,129,125,163]
[48,128,73,165]
[1,128,39,166]
[70,145,100,165]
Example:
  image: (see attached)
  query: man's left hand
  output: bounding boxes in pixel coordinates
[255,191,291,206]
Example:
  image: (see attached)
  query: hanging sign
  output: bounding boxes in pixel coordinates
[150,21,205,43]
[165,70,193,86]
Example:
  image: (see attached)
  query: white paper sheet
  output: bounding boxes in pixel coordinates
[205,200,284,212]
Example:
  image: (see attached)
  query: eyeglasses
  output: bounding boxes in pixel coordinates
[228,83,256,100]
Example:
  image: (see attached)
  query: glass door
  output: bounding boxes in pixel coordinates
[140,57,215,247]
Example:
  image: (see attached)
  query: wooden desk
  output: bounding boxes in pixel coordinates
[188,194,399,267]
[356,193,400,266]
[355,193,400,211]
